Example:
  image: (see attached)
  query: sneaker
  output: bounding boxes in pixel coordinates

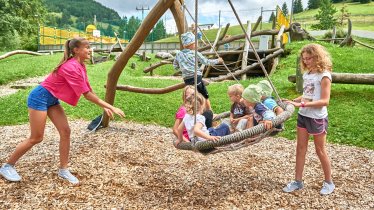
[283,180,304,193]
[0,163,21,182]
[58,169,79,184]
[320,181,335,195]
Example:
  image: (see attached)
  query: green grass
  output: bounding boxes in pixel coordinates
[294,2,374,31]
[0,41,373,149]
[0,53,61,85]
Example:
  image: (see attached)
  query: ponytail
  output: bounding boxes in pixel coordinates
[52,37,88,73]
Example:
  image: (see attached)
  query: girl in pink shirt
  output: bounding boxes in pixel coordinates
[0,38,125,184]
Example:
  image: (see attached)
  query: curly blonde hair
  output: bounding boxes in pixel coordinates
[227,84,244,96]
[184,93,205,115]
[300,43,332,73]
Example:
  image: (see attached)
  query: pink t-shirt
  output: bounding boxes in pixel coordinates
[41,58,92,106]
[176,106,189,140]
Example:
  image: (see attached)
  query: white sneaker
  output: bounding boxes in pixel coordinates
[320,181,335,195]
[58,169,79,184]
[283,180,304,193]
[0,163,21,182]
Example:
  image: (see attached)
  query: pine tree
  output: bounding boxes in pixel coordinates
[118,16,128,39]
[268,12,275,22]
[312,0,337,30]
[307,0,321,9]
[293,0,303,14]
[282,2,289,16]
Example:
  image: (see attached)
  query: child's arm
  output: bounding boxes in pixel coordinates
[175,121,188,146]
[83,91,125,118]
[196,52,223,66]
[173,56,179,70]
[173,119,189,142]
[194,123,220,141]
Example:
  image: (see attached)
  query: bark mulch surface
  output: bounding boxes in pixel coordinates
[0,120,373,209]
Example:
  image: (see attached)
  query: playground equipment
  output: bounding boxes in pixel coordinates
[89,0,296,154]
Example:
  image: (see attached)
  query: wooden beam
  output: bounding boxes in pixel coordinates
[210,48,284,82]
[0,50,48,60]
[102,0,176,127]
[241,21,251,80]
[198,27,290,52]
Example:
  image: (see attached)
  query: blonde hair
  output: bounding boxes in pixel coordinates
[300,43,332,73]
[228,84,244,96]
[53,37,89,73]
[184,93,205,115]
[182,85,195,103]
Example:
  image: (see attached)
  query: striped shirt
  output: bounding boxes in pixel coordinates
[173,49,219,79]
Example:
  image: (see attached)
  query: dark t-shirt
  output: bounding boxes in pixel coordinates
[230,101,250,119]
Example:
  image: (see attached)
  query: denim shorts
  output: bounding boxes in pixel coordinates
[27,85,60,111]
[297,113,328,135]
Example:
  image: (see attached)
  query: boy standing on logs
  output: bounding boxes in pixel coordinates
[173,32,223,110]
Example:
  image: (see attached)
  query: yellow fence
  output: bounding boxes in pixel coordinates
[39,26,125,45]
[276,6,290,44]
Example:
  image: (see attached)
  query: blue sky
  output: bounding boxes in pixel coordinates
[95,0,309,33]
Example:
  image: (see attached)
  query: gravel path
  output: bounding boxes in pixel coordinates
[0,120,373,209]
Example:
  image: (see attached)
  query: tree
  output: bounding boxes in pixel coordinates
[307,0,321,9]
[338,4,350,27]
[332,0,344,2]
[268,12,275,22]
[148,20,167,41]
[126,16,141,41]
[59,9,73,28]
[293,0,304,14]
[0,0,47,50]
[312,0,337,30]
[282,2,289,16]
[118,16,128,39]
[359,0,371,3]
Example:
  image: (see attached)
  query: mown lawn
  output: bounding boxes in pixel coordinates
[0,41,373,149]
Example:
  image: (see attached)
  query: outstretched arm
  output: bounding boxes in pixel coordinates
[83,91,125,119]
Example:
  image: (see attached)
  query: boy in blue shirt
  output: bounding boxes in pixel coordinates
[173,32,223,110]
[257,80,284,116]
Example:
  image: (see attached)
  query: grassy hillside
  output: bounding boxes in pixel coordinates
[158,1,374,43]
[157,23,274,43]
[0,41,373,149]
[293,2,374,31]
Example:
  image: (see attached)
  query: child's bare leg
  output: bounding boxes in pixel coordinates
[295,127,309,181]
[246,116,254,129]
[7,109,48,165]
[313,133,332,182]
[205,99,212,111]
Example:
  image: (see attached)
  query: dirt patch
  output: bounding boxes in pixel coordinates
[0,120,373,209]
[0,76,45,98]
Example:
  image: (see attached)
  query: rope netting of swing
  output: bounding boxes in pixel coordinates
[174,102,295,154]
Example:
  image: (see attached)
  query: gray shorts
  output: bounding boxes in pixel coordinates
[297,114,328,135]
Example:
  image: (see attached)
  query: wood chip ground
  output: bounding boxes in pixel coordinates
[0,120,373,209]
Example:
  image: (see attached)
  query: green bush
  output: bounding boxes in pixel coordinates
[323,28,347,39]
[0,30,21,51]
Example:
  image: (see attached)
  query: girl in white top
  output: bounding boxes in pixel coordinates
[176,93,228,146]
[283,43,335,195]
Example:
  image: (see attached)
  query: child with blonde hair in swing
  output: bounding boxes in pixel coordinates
[176,93,230,146]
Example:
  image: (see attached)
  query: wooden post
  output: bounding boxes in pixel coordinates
[102,0,176,127]
[203,27,222,78]
[331,26,336,44]
[296,56,303,93]
[241,20,251,80]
